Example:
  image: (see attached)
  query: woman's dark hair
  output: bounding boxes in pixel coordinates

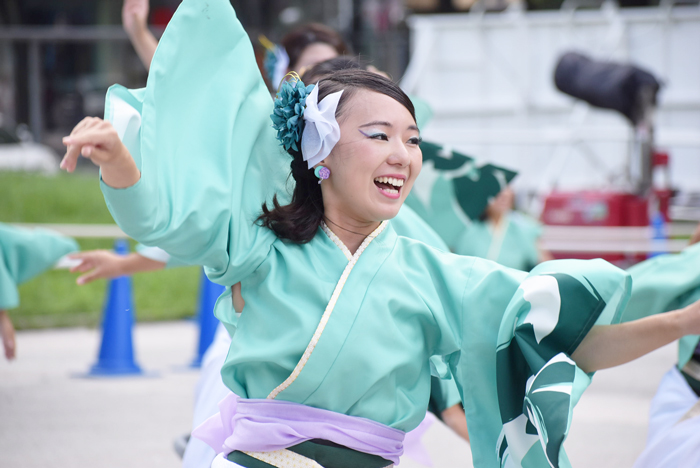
[301,56,364,83]
[258,69,416,243]
[282,23,350,71]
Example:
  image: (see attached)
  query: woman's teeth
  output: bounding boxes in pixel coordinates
[374,176,404,188]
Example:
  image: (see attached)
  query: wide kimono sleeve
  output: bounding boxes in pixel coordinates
[100,0,290,286]
[134,243,200,269]
[624,242,700,368]
[0,224,79,309]
[444,257,630,468]
[391,204,449,252]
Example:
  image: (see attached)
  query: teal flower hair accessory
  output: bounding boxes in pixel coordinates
[271,76,315,152]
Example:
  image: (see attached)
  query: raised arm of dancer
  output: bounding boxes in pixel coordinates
[0,310,16,360]
[572,298,700,373]
[68,250,166,285]
[60,117,139,188]
[61,0,286,286]
[122,0,157,70]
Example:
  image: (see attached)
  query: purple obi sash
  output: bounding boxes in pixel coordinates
[192,392,406,464]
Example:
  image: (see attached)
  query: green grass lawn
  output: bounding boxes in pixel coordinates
[1,170,201,329]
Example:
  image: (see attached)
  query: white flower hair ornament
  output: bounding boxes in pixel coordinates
[270,76,344,171]
[301,84,344,169]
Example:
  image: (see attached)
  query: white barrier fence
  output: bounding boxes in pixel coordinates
[13,222,695,254]
[11,223,127,239]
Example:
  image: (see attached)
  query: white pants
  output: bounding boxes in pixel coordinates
[183,324,233,468]
[633,367,700,468]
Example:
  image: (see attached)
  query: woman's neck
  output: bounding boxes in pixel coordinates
[323,216,380,255]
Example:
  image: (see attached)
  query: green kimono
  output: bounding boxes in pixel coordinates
[99,1,631,466]
[0,223,79,309]
[404,142,475,250]
[135,244,189,268]
[454,213,543,271]
[404,142,518,255]
[624,242,700,368]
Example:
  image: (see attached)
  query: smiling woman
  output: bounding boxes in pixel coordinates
[260,70,421,252]
[56,1,700,468]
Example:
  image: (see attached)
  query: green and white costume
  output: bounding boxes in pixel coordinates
[99,1,631,466]
[404,142,520,257]
[454,213,543,271]
[624,242,700,368]
[623,243,700,467]
[0,223,79,310]
[404,142,476,250]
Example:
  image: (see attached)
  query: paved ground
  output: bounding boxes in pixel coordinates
[0,321,678,467]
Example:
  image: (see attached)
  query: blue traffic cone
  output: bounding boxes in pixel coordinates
[190,269,226,368]
[88,239,143,376]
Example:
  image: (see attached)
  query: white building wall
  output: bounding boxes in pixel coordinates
[403,4,700,198]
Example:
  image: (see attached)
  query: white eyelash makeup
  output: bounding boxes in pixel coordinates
[359,129,421,144]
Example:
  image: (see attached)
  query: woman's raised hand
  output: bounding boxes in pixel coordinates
[121,0,157,70]
[122,0,150,38]
[67,249,167,285]
[0,310,16,360]
[68,250,127,285]
[60,117,141,188]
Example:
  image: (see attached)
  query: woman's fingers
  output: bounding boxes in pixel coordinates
[70,259,95,273]
[60,117,99,171]
[82,145,95,157]
[68,251,101,273]
[68,250,124,284]
[60,138,84,172]
[60,117,139,187]
[83,146,115,165]
[0,312,16,361]
[77,270,102,285]
[68,251,96,262]
[63,128,113,150]
[3,333,16,360]
[70,116,99,135]
[61,123,121,171]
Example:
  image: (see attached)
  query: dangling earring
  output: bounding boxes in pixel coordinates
[314,166,330,184]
